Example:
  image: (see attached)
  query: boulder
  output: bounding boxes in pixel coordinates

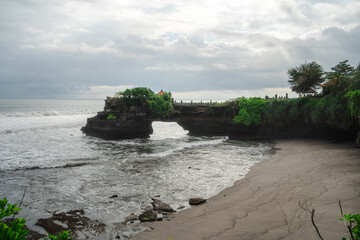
[151,198,175,213]
[138,211,157,222]
[189,198,207,205]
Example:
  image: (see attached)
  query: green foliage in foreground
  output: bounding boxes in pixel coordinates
[0,197,71,240]
[114,87,173,118]
[0,198,28,240]
[300,200,359,240]
[47,231,71,240]
[233,97,268,126]
[340,213,360,240]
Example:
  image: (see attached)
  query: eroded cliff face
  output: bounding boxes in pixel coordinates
[172,104,350,140]
[82,100,354,140]
[81,98,153,139]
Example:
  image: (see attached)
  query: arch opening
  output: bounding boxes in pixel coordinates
[150,121,189,140]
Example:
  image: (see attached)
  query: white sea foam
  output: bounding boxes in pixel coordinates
[0,109,97,118]
[0,99,272,240]
[0,114,94,133]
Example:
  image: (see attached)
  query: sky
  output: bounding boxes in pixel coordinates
[0,0,359,100]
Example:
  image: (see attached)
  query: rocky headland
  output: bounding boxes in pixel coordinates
[82,98,354,141]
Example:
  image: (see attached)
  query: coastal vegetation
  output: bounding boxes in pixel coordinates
[288,61,324,95]
[228,60,360,144]
[106,113,116,120]
[0,197,70,240]
[233,97,268,126]
[107,87,173,118]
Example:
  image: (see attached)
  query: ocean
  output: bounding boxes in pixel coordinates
[0,99,272,239]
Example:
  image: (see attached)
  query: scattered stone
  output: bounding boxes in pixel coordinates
[26,227,47,240]
[153,195,160,197]
[36,209,106,238]
[138,211,157,222]
[67,209,84,215]
[144,206,154,212]
[177,206,185,210]
[189,198,207,205]
[124,213,138,223]
[151,198,175,213]
[110,194,119,198]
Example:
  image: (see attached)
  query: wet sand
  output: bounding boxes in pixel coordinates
[133,139,360,240]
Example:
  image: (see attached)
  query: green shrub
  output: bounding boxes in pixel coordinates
[112,87,173,118]
[340,213,360,239]
[0,197,71,240]
[0,197,28,240]
[345,89,360,121]
[115,87,154,106]
[47,231,71,240]
[107,113,116,120]
[233,97,268,126]
[149,92,173,118]
[264,98,307,128]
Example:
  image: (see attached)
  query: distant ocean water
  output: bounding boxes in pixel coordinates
[0,99,272,239]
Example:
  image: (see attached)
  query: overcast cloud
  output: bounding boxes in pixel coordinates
[0,0,359,99]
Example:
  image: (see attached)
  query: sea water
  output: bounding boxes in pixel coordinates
[0,99,271,239]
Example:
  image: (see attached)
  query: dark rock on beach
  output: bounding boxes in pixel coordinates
[189,198,207,205]
[36,209,105,239]
[125,213,138,223]
[151,198,176,213]
[138,211,157,222]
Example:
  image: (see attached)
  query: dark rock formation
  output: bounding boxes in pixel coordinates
[82,99,354,141]
[189,198,207,205]
[81,99,153,139]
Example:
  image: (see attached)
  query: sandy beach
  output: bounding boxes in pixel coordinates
[133,139,360,240]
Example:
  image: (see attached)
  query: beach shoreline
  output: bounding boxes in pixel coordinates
[132,139,360,240]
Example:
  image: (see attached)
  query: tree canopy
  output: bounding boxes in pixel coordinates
[288,61,324,95]
[114,87,173,118]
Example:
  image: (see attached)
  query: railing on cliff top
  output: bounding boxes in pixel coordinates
[172,100,222,107]
[172,93,290,106]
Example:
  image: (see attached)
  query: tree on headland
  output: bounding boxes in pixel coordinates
[327,60,355,78]
[288,61,324,96]
[323,60,356,95]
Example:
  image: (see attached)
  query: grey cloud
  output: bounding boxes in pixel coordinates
[0,0,359,98]
[140,3,178,14]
